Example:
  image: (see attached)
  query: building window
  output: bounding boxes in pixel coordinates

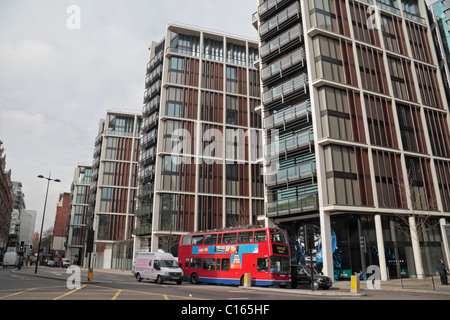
[365,94,398,149]
[387,56,416,102]
[324,145,373,206]
[309,0,350,36]
[380,14,407,55]
[356,44,389,95]
[319,86,365,142]
[313,35,343,83]
[404,156,437,211]
[396,103,427,154]
[349,0,381,47]
[372,150,407,209]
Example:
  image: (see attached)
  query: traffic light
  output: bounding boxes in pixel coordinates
[20,241,24,252]
[303,225,315,253]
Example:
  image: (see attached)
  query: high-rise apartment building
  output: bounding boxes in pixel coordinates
[67,164,92,265]
[87,110,141,269]
[254,0,450,280]
[0,141,13,248]
[134,24,264,253]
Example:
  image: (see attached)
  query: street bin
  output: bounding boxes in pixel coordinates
[351,274,360,293]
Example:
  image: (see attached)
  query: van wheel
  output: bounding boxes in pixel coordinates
[136,273,142,282]
[156,275,163,284]
[190,273,199,284]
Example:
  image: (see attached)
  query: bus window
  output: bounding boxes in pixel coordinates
[182,235,192,246]
[238,231,253,243]
[190,258,202,268]
[185,259,189,268]
[217,233,222,244]
[270,229,288,244]
[221,258,230,271]
[192,235,204,245]
[254,230,267,242]
[257,257,269,272]
[222,232,237,244]
[203,258,215,270]
[216,258,221,271]
[204,234,217,245]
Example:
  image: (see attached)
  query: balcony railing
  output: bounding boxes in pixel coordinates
[264,99,311,130]
[133,223,152,236]
[258,0,292,21]
[271,129,314,157]
[262,73,308,108]
[261,47,306,84]
[266,161,316,187]
[259,1,300,41]
[267,192,319,217]
[260,24,302,62]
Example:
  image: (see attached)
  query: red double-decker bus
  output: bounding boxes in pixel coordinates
[178,226,291,287]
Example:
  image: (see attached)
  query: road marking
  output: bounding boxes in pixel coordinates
[163,294,169,300]
[111,289,122,300]
[0,288,36,299]
[52,284,86,300]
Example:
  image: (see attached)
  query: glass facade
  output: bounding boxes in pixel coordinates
[256,0,450,279]
[136,25,263,254]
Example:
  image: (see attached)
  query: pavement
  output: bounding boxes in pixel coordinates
[9,265,450,297]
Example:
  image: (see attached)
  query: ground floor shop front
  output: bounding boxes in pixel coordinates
[279,213,450,280]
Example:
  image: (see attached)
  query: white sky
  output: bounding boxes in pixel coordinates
[0,0,258,233]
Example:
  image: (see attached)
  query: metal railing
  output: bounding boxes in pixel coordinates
[400,274,450,292]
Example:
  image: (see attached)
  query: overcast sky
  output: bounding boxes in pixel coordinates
[0,0,258,233]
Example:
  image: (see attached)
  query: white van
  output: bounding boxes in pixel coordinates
[3,252,19,268]
[133,251,183,284]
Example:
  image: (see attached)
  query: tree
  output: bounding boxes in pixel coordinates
[393,172,440,278]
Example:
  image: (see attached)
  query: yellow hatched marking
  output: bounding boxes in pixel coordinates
[52,284,87,300]
[0,288,36,299]
[111,289,122,300]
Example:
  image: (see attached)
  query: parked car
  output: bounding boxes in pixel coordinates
[62,258,70,268]
[47,260,56,267]
[290,265,332,290]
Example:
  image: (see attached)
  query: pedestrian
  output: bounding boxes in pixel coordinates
[437,259,448,285]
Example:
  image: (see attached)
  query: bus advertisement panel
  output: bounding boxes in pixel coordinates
[178,227,291,287]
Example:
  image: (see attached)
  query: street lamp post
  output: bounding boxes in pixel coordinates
[35,172,60,274]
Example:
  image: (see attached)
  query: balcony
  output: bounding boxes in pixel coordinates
[143,96,160,118]
[259,1,300,42]
[133,223,152,236]
[134,205,153,218]
[266,192,319,218]
[145,65,162,89]
[264,99,311,130]
[262,73,308,110]
[141,112,158,133]
[261,47,306,86]
[266,129,314,160]
[143,80,161,103]
[258,0,293,22]
[266,161,316,187]
[260,24,303,63]
[139,148,156,166]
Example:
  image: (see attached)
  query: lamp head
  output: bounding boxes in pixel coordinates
[37,175,44,179]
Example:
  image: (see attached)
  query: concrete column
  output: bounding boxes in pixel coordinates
[374,214,388,281]
[320,209,333,279]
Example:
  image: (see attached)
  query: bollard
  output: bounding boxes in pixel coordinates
[351,274,360,293]
[243,273,252,287]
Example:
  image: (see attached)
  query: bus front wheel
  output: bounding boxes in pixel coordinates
[190,273,199,284]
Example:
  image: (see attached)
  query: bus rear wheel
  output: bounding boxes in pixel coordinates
[190,273,199,284]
